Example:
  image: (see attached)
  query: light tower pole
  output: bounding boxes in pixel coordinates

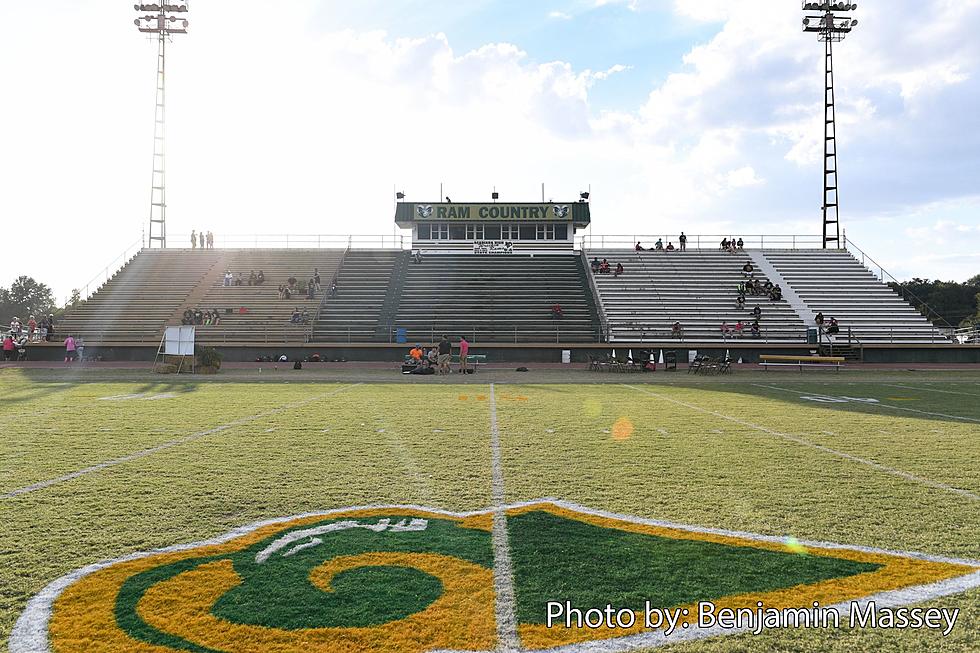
[803,2,858,249]
[134,3,190,249]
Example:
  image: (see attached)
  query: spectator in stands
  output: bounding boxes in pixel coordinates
[64,334,77,364]
[671,321,683,339]
[234,273,244,286]
[635,242,645,251]
[290,308,302,324]
[45,314,55,341]
[314,269,322,292]
[207,231,214,249]
[763,280,774,294]
[412,250,424,264]
[721,321,732,338]
[194,309,204,325]
[721,238,730,251]
[599,259,610,274]
[737,238,744,250]
[827,317,840,334]
[679,232,687,251]
[191,230,197,249]
[409,344,423,363]
[551,303,564,320]
[770,285,782,301]
[654,239,664,251]
[199,231,205,249]
[26,316,36,340]
[329,280,338,297]
[277,284,285,299]
[815,312,825,327]
[248,270,257,286]
[735,320,745,337]
[728,238,737,254]
[751,320,761,338]
[438,334,452,375]
[307,279,315,299]
[9,317,21,336]
[2,334,13,361]
[223,271,232,287]
[591,257,600,273]
[458,335,470,373]
[287,276,298,291]
[736,294,745,310]
[212,309,221,325]
[614,262,625,277]
[742,262,754,278]
[752,305,762,320]
[666,242,676,251]
[256,270,266,285]
[752,279,763,295]
[38,316,50,340]
[736,281,747,296]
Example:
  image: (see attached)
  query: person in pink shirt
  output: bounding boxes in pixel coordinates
[458,336,470,374]
[2,335,14,362]
[64,335,77,364]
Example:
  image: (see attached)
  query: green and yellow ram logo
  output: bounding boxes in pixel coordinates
[11,501,980,652]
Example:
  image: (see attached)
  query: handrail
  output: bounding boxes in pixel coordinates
[579,250,610,342]
[172,234,407,249]
[76,238,145,304]
[578,234,823,251]
[844,236,956,332]
[308,242,353,342]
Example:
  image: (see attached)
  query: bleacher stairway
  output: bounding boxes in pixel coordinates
[311,250,401,343]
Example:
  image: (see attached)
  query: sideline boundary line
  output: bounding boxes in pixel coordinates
[489,383,521,652]
[12,498,980,653]
[752,383,980,424]
[624,384,980,502]
[1,384,362,500]
[882,383,980,398]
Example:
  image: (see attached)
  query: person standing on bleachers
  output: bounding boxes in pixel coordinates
[679,232,687,251]
[191,230,197,249]
[207,231,214,249]
[314,269,322,292]
[199,231,205,249]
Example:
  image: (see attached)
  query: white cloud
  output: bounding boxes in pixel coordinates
[548,11,572,20]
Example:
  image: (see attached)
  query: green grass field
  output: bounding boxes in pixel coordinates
[1,368,978,652]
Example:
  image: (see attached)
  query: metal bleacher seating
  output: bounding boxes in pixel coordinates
[312,250,402,343]
[764,249,948,344]
[58,249,220,344]
[388,254,599,344]
[191,249,345,344]
[586,249,806,343]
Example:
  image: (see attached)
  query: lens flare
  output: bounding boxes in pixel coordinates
[785,536,809,555]
[611,417,634,441]
[583,398,603,418]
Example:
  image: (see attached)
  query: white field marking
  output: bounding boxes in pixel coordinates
[884,383,980,398]
[264,428,276,433]
[489,383,520,652]
[97,393,146,401]
[142,393,175,401]
[656,429,669,436]
[624,385,980,502]
[821,431,836,436]
[753,383,980,424]
[710,429,723,434]
[12,498,980,653]
[0,384,362,500]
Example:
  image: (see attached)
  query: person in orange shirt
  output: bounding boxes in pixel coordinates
[409,345,423,362]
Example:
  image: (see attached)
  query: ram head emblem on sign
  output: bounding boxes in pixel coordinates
[417,205,433,218]
[552,205,569,218]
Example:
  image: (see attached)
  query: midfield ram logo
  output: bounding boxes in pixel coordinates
[11,502,979,652]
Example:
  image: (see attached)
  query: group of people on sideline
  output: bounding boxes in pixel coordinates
[190,230,215,249]
[406,335,471,375]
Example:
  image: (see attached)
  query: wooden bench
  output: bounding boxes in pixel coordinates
[759,355,844,372]
[402,354,487,369]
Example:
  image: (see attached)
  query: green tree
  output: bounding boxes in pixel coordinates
[889,277,980,326]
[0,276,56,322]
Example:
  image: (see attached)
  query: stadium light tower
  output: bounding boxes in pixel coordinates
[803,2,858,249]
[134,3,190,249]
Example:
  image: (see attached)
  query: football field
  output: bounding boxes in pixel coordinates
[1,369,978,652]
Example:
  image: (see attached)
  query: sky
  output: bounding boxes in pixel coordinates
[1,0,979,303]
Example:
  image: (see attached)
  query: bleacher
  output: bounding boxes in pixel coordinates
[311,250,401,342]
[389,254,598,343]
[763,250,948,344]
[190,249,345,344]
[58,250,220,344]
[586,249,806,343]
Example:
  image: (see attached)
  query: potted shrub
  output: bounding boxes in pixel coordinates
[196,346,222,374]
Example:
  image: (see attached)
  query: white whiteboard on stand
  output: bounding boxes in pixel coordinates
[164,326,195,356]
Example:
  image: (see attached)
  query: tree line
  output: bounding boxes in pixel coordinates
[888,275,980,328]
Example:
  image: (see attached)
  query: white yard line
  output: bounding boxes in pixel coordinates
[883,383,980,398]
[624,385,980,502]
[752,383,980,424]
[489,383,521,652]
[1,384,362,500]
